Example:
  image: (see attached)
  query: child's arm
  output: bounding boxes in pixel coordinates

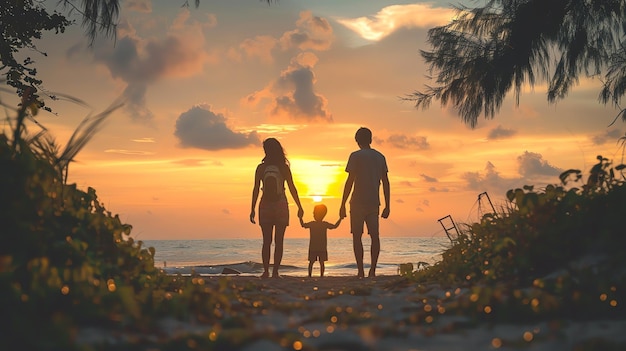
[300,217,312,228]
[328,217,342,229]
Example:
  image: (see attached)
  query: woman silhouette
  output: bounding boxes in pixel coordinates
[250,138,304,278]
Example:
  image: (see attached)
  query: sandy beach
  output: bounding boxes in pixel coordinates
[77,274,626,350]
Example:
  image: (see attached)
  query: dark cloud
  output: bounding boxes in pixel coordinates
[174,105,260,150]
[487,125,517,140]
[91,21,208,121]
[420,173,437,182]
[429,187,449,192]
[517,151,562,177]
[122,83,152,121]
[271,64,332,121]
[591,128,624,145]
[244,11,334,123]
[399,180,414,187]
[379,134,430,150]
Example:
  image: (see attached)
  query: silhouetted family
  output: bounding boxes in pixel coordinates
[250,127,390,278]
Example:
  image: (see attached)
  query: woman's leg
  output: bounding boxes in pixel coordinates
[320,261,325,277]
[272,225,286,277]
[261,224,274,278]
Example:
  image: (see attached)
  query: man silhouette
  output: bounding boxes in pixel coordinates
[339,127,390,277]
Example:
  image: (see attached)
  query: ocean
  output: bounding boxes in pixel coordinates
[143,236,451,277]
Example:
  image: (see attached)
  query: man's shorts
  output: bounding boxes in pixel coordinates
[308,250,328,262]
[259,197,289,226]
[350,206,380,237]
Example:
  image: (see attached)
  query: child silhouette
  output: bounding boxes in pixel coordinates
[300,204,342,277]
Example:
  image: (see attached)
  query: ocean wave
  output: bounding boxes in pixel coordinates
[162,261,410,277]
[162,261,304,276]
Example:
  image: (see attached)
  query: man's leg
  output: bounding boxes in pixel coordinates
[369,235,380,277]
[365,212,380,277]
[352,232,365,277]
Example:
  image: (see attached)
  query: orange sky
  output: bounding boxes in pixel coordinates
[5,0,623,240]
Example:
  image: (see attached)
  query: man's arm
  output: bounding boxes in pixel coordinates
[381,171,390,218]
[339,172,355,219]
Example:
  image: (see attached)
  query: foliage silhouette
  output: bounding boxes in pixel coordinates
[411,155,626,322]
[0,97,236,350]
[407,0,626,127]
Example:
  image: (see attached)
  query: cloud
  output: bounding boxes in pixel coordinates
[337,4,454,41]
[239,35,278,63]
[280,11,334,51]
[461,153,562,195]
[462,161,507,191]
[125,0,151,13]
[517,151,562,177]
[132,137,155,143]
[429,187,449,192]
[591,128,624,145]
[244,52,332,122]
[174,105,260,150]
[420,174,437,182]
[104,149,155,156]
[487,125,517,140]
[399,180,414,187]
[92,9,211,121]
[234,11,332,64]
[171,159,223,167]
[378,134,430,150]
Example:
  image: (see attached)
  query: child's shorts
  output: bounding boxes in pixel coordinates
[308,250,328,262]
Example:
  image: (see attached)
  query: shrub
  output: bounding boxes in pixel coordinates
[0,103,232,350]
[412,156,626,321]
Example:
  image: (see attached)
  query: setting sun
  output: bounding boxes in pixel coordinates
[291,159,345,201]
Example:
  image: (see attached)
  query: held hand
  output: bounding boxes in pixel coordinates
[381,207,390,219]
[249,211,256,224]
[339,206,347,219]
[297,207,304,219]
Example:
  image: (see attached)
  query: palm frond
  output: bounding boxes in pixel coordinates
[57,100,124,181]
